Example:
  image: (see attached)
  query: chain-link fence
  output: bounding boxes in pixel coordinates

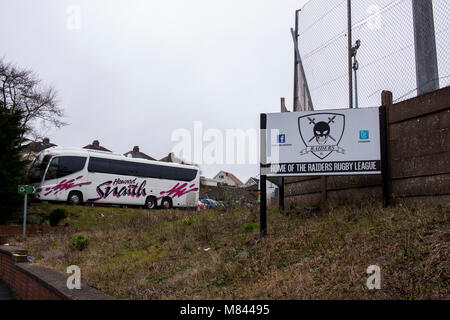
[297,0,449,109]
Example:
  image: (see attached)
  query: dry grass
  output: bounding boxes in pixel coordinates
[9,201,449,300]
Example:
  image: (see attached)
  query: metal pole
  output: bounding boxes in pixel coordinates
[260,113,267,237]
[291,28,314,111]
[412,0,439,95]
[23,194,27,238]
[260,175,267,237]
[347,0,353,109]
[354,59,359,108]
[293,9,300,111]
[279,177,285,211]
[351,40,360,108]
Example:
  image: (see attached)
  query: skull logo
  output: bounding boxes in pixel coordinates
[298,112,345,160]
[313,122,330,144]
[307,116,337,145]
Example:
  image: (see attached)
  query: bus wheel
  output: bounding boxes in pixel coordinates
[68,191,83,206]
[144,196,157,209]
[161,197,172,209]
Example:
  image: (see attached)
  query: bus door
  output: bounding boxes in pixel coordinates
[43,156,63,201]
[42,156,88,201]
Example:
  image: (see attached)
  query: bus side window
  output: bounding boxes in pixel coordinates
[57,156,87,178]
[45,157,59,181]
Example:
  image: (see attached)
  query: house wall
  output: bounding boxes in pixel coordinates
[284,86,450,206]
[0,245,113,300]
[214,171,238,186]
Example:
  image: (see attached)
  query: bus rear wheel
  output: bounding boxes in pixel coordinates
[161,197,172,209]
[67,191,83,206]
[144,196,157,209]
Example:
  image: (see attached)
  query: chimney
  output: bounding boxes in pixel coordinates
[93,140,100,147]
[43,137,50,144]
[133,146,139,153]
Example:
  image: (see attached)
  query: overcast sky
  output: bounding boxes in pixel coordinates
[0,0,309,182]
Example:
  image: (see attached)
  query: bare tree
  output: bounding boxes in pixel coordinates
[0,58,66,142]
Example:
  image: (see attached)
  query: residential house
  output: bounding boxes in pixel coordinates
[213,170,243,187]
[159,152,191,165]
[21,137,57,166]
[124,146,155,160]
[244,176,278,201]
[83,140,111,152]
[243,177,259,188]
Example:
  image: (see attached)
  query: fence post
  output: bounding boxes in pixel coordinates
[382,90,393,203]
[380,91,392,207]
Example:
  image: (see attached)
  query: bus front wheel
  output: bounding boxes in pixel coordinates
[68,191,83,206]
[144,196,157,209]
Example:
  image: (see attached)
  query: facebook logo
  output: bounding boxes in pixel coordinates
[359,130,369,140]
[278,134,286,144]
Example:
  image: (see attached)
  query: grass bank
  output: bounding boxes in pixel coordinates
[8,201,449,299]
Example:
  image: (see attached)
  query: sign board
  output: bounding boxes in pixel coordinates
[18,185,35,195]
[261,107,382,176]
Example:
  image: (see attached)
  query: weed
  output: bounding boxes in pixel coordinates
[46,208,67,226]
[239,222,258,233]
[14,201,450,300]
[68,234,89,251]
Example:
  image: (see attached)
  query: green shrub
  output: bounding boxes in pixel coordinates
[239,222,258,233]
[46,208,67,226]
[179,216,195,226]
[69,234,89,251]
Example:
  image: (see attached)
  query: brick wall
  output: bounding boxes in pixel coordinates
[0,245,113,300]
[284,86,450,206]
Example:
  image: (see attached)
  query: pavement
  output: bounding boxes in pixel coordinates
[0,281,13,300]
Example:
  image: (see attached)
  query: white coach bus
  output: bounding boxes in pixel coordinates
[28,147,200,209]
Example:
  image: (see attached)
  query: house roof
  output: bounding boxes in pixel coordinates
[159,152,190,165]
[22,138,57,153]
[124,151,155,160]
[124,146,155,160]
[245,177,259,185]
[216,171,243,185]
[83,140,111,152]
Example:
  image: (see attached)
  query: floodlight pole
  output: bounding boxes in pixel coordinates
[412,0,439,95]
[352,40,361,109]
[293,9,301,111]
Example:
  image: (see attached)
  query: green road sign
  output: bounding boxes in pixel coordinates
[18,185,35,195]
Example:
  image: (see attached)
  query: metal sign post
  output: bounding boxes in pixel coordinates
[23,193,27,238]
[260,114,268,237]
[260,175,267,237]
[18,185,35,239]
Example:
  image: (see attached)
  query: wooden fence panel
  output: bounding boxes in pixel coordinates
[284,87,450,206]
